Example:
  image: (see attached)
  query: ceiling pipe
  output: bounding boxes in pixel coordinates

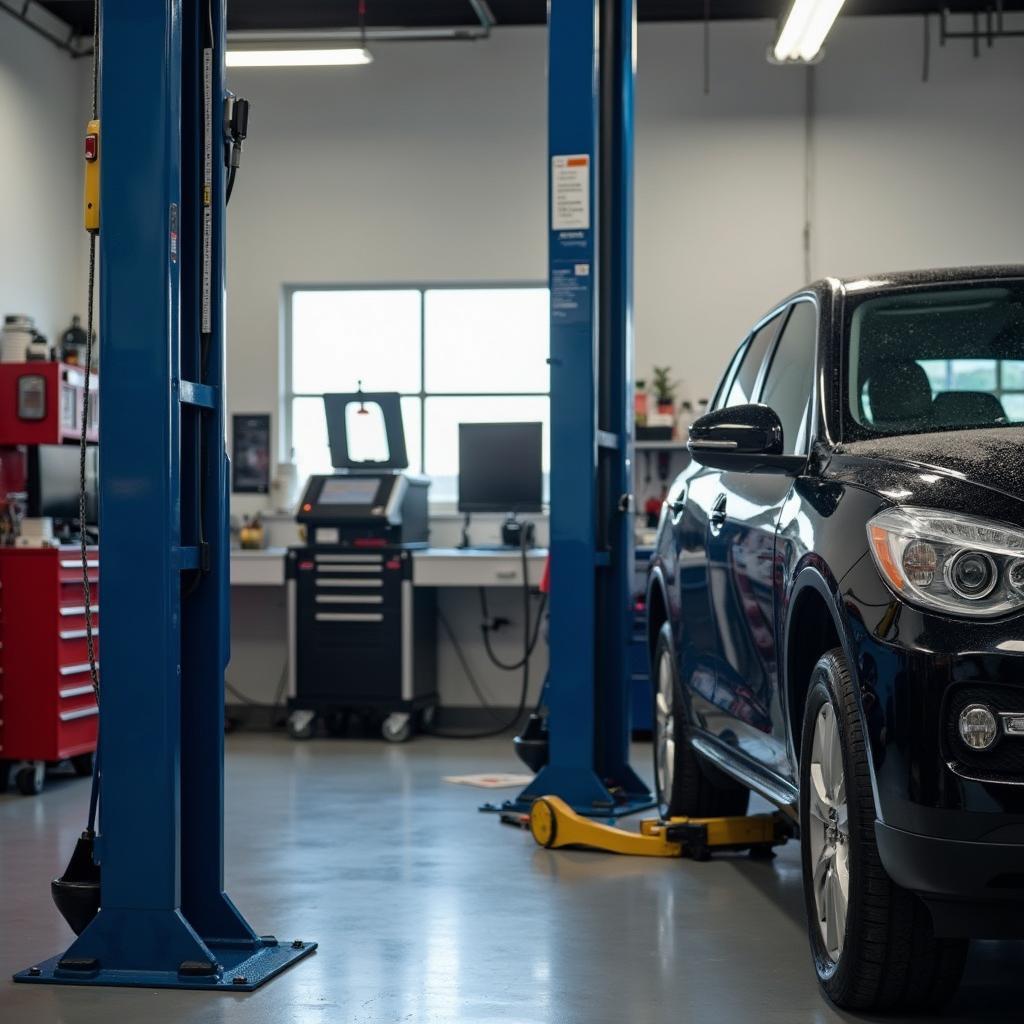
[14,0,498,58]
[227,0,496,45]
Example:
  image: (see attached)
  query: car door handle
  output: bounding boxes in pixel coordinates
[710,494,728,529]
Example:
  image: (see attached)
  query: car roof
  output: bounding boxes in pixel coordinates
[806,265,1024,304]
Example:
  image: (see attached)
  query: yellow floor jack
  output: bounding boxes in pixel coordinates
[518,795,792,861]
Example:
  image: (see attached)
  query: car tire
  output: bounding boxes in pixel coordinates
[800,647,967,1012]
[652,621,749,820]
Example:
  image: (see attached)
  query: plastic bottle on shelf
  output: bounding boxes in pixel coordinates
[2,315,36,362]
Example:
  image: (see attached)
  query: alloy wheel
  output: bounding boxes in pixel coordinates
[655,650,675,804]
[808,700,850,963]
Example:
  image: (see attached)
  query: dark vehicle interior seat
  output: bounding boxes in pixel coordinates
[932,390,1007,427]
[866,360,933,431]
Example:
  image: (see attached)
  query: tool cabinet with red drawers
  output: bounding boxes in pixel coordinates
[0,546,99,795]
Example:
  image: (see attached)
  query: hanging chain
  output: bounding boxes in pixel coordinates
[79,0,100,700]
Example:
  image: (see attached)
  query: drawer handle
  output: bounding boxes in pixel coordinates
[316,565,383,575]
[60,661,100,676]
[60,628,99,640]
[62,560,99,569]
[314,612,384,623]
[61,576,98,585]
[315,579,383,588]
[495,570,517,580]
[314,554,383,564]
[316,595,384,605]
[60,684,95,699]
[60,604,100,616]
[60,705,98,722]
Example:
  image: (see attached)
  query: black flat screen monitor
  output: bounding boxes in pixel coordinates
[27,445,99,526]
[458,422,543,514]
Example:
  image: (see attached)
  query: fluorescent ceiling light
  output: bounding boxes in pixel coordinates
[773,0,846,63]
[226,47,373,68]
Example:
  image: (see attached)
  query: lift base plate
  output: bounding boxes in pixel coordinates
[14,940,317,991]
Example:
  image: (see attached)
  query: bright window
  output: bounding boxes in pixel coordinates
[285,286,550,503]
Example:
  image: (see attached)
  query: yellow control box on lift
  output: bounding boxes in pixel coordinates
[84,119,100,232]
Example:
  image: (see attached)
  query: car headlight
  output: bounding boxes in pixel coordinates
[867,507,1024,618]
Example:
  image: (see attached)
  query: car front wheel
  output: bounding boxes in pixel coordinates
[800,648,967,1012]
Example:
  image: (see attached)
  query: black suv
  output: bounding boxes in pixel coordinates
[646,266,1024,1013]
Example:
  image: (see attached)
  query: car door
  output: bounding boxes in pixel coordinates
[674,311,786,733]
[704,299,817,779]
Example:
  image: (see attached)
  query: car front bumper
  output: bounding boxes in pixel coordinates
[875,820,1024,937]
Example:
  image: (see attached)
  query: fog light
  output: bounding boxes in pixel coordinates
[959,704,998,750]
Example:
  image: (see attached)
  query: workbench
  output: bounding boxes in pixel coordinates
[229,547,548,589]
[227,545,550,710]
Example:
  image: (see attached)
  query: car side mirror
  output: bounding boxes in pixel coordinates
[687,403,806,476]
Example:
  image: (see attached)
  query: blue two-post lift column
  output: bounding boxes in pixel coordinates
[511,0,652,817]
[15,0,316,990]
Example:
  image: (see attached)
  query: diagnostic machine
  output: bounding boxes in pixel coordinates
[286,392,436,743]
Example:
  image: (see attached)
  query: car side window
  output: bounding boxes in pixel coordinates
[721,312,784,410]
[758,300,817,455]
[710,342,746,412]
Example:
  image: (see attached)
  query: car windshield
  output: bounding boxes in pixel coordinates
[846,281,1024,438]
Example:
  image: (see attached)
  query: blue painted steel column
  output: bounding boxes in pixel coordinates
[71,0,209,966]
[177,0,257,947]
[514,0,651,816]
[15,0,315,990]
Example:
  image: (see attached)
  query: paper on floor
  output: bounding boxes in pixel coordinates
[442,773,534,789]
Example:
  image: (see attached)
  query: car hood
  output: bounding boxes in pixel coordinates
[826,427,1024,521]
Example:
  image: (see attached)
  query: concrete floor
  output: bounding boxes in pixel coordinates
[1,735,1022,1023]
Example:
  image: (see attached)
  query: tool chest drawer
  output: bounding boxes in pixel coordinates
[0,546,100,763]
[58,556,99,584]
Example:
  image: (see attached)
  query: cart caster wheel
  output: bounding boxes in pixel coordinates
[71,752,95,777]
[16,762,45,796]
[287,710,316,741]
[382,712,413,744]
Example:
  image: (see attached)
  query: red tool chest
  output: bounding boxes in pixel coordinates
[0,545,99,794]
[0,362,99,446]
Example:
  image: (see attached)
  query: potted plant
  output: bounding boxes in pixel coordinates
[652,366,679,417]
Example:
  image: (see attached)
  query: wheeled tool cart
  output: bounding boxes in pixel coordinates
[0,546,99,795]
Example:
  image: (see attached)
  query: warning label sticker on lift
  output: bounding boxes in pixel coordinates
[552,261,591,325]
[552,154,590,231]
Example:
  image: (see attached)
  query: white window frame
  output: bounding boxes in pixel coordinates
[281,282,550,499]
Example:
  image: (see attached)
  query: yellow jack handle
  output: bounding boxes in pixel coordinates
[529,795,786,860]
[84,119,100,233]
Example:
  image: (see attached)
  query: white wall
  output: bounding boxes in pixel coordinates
[8,12,1024,709]
[225,15,1024,453]
[0,13,89,345]
[219,15,1024,707]
[814,15,1024,276]
[224,28,548,516]
[635,21,806,407]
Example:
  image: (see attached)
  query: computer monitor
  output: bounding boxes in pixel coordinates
[458,422,543,514]
[27,445,99,526]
